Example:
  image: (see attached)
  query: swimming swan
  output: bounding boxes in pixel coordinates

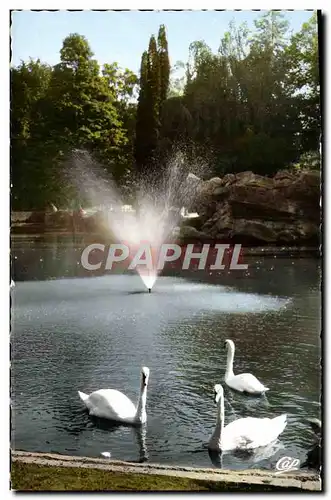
[208,384,287,452]
[301,417,321,470]
[78,366,150,424]
[224,339,269,394]
[306,417,321,438]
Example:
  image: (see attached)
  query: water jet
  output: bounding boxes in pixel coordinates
[66,149,206,289]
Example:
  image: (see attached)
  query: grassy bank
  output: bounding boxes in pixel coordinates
[11,462,211,492]
[11,461,313,492]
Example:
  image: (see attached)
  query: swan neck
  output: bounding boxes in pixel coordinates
[217,392,225,428]
[225,344,235,378]
[211,392,225,446]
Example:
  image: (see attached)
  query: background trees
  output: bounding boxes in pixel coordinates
[162,11,320,176]
[11,34,137,209]
[11,12,320,210]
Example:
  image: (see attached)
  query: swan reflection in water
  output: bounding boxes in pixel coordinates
[94,417,148,463]
[208,440,285,469]
[91,416,149,463]
[67,405,149,463]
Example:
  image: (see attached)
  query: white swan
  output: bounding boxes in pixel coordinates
[208,384,287,452]
[78,366,150,424]
[224,339,269,394]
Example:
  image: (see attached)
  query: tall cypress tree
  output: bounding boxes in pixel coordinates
[147,35,160,155]
[158,25,170,108]
[148,36,160,116]
[135,37,160,173]
[134,51,149,169]
[134,27,170,175]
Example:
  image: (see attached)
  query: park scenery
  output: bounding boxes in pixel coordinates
[11,10,321,492]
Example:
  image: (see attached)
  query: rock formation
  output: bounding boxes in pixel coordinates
[11,169,320,246]
[182,169,320,245]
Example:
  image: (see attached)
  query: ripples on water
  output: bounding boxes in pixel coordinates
[11,252,321,471]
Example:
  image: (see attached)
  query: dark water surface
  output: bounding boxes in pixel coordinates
[11,237,321,470]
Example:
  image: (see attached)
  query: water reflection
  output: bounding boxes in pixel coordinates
[208,440,285,469]
[90,418,149,463]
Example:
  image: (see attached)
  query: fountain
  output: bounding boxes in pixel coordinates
[65,149,206,291]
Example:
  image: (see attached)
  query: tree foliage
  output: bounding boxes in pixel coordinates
[11,13,320,210]
[162,11,320,176]
[11,34,138,209]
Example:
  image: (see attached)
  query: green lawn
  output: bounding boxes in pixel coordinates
[11,462,301,492]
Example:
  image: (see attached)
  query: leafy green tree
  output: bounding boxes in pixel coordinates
[54,34,127,159]
[161,12,320,177]
[168,61,186,97]
[284,12,320,153]
[11,59,54,209]
[11,34,135,209]
[102,62,138,182]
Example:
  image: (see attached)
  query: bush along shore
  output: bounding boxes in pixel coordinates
[11,451,321,492]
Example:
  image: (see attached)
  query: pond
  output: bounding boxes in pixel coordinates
[11,236,321,471]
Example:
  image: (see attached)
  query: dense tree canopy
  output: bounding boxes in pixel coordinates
[11,12,320,210]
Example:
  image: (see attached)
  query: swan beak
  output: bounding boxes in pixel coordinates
[142,367,150,386]
[214,386,222,404]
[142,371,149,386]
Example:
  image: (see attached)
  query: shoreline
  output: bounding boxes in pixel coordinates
[11,450,321,492]
[10,233,319,257]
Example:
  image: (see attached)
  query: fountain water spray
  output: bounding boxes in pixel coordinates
[65,149,207,290]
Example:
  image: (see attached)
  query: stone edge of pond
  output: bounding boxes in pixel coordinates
[11,450,321,492]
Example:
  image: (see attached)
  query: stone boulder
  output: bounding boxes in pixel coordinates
[194,169,320,245]
[178,225,210,241]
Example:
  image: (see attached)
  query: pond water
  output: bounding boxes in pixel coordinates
[11,236,321,470]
